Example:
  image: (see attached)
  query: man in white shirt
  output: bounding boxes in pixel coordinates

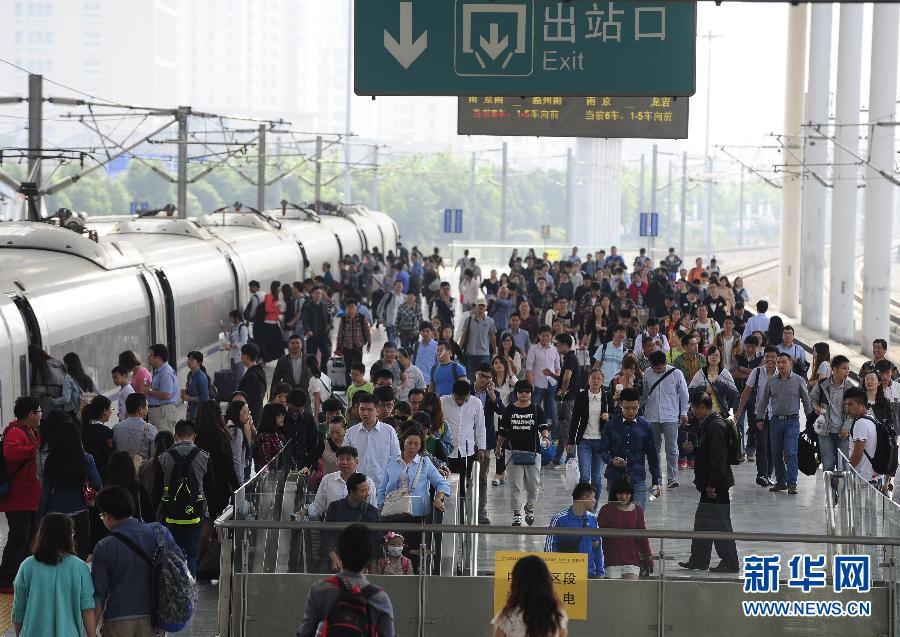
[525,325,561,440]
[440,380,487,511]
[844,387,882,487]
[345,393,401,500]
[641,350,690,489]
[632,317,670,358]
[300,446,377,519]
[743,300,771,338]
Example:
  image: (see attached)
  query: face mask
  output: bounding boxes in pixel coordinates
[387,546,404,557]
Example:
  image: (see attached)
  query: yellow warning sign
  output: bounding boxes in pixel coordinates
[493,550,588,620]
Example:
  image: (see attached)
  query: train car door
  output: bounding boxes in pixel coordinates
[154,269,177,363]
[0,294,31,422]
[138,268,165,345]
[296,242,310,279]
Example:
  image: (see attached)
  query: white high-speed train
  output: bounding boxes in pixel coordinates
[0,203,398,421]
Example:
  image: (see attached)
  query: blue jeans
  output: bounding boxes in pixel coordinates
[770,416,800,486]
[650,421,679,483]
[577,439,605,511]
[532,386,559,438]
[818,432,849,472]
[166,522,203,577]
[607,479,648,513]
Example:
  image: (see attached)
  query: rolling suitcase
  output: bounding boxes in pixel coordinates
[214,369,239,403]
[326,357,347,391]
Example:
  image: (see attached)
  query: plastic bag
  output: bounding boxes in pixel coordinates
[564,458,580,492]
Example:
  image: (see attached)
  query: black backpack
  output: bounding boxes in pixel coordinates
[243,294,265,324]
[722,416,742,466]
[317,576,380,637]
[851,415,899,477]
[162,447,204,525]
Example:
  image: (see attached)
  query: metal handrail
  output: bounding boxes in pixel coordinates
[214,517,900,547]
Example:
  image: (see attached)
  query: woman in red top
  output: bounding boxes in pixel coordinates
[597,475,653,580]
[0,396,42,591]
[261,280,284,361]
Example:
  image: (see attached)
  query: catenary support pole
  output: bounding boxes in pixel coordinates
[176,106,189,219]
[500,141,508,243]
[638,153,645,217]
[778,4,808,317]
[830,3,863,343]
[371,144,379,210]
[738,165,744,247]
[469,152,476,242]
[680,151,687,259]
[650,144,658,259]
[343,0,352,204]
[862,4,900,355]
[257,124,266,212]
[26,74,42,220]
[800,3,832,331]
[315,135,323,215]
[566,147,574,244]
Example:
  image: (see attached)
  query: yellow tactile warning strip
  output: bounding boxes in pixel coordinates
[0,593,11,633]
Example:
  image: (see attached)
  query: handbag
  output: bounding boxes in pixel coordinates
[381,458,424,518]
[798,429,820,477]
[812,413,827,436]
[512,450,537,465]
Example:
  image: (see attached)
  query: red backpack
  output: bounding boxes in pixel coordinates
[319,576,380,637]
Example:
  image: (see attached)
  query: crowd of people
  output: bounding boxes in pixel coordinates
[5,240,899,635]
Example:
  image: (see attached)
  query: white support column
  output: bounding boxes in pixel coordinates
[862,4,900,355]
[779,4,808,318]
[829,3,863,343]
[800,4,832,331]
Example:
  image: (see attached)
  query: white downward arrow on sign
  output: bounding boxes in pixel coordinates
[479,23,508,61]
[384,2,428,69]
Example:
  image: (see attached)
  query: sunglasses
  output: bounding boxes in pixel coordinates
[517,389,533,394]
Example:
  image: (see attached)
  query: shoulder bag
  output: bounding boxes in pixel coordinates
[382,458,425,518]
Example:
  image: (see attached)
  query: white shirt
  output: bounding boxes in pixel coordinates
[744,313,770,338]
[439,395,487,458]
[306,471,377,519]
[397,363,427,401]
[584,391,605,439]
[525,343,560,390]
[309,374,333,399]
[115,383,134,421]
[883,381,900,403]
[852,416,879,481]
[632,331,670,357]
[345,421,401,498]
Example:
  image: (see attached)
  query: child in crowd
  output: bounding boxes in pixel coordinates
[376,532,412,575]
[111,366,134,422]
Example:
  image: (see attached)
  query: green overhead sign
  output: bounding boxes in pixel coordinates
[354,1,697,96]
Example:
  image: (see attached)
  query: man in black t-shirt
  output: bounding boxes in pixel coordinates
[496,380,550,526]
[731,335,763,463]
[550,334,581,467]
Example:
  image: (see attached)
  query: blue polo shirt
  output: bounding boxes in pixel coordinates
[149,363,178,407]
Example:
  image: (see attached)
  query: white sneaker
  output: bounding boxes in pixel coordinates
[512,514,523,526]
